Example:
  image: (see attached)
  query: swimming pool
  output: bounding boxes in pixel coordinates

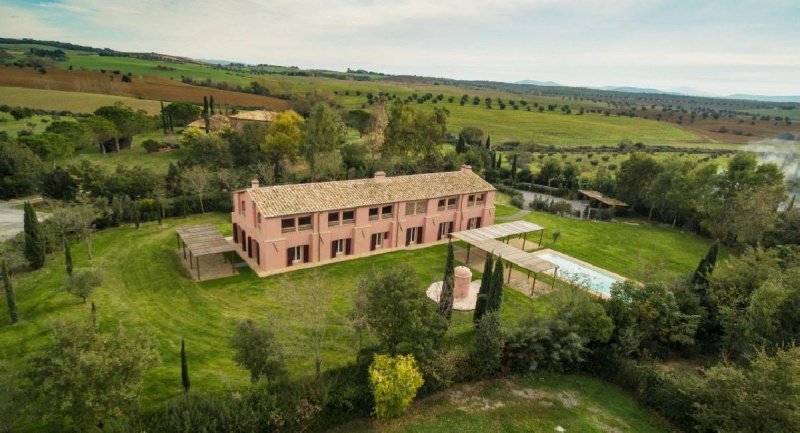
[535,252,623,296]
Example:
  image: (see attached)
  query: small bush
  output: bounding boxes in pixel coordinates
[142,139,161,153]
[369,354,424,419]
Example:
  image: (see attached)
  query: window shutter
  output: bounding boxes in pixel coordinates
[370,234,376,251]
[303,245,310,263]
[331,241,336,258]
[241,230,247,250]
[247,237,253,258]
[255,242,260,264]
[416,227,423,244]
[346,238,352,255]
[287,248,293,266]
[406,228,412,246]
[437,223,443,240]
[233,223,238,242]
[477,217,482,228]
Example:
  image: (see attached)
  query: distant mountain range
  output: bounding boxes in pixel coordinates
[516,79,800,103]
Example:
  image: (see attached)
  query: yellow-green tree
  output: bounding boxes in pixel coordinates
[263,110,304,181]
[368,354,424,419]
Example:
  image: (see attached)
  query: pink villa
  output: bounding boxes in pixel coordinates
[231,165,496,275]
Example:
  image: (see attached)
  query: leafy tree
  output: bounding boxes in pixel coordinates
[742,267,800,350]
[230,318,287,382]
[302,104,347,181]
[63,268,102,304]
[0,140,44,199]
[607,280,700,357]
[181,338,190,393]
[94,105,149,152]
[361,265,446,364]
[181,165,215,213]
[616,153,662,211]
[693,346,800,433]
[262,110,304,180]
[383,103,448,158]
[345,109,372,135]
[20,132,74,166]
[24,201,45,269]
[41,166,77,201]
[471,311,504,376]
[340,142,368,179]
[223,122,267,167]
[368,354,424,419]
[504,316,588,372]
[45,120,91,151]
[473,254,494,326]
[162,102,201,127]
[183,133,231,167]
[459,126,485,145]
[488,256,505,312]
[537,159,562,186]
[692,242,719,288]
[552,230,561,245]
[82,115,119,155]
[2,260,18,324]
[29,317,158,430]
[438,242,455,322]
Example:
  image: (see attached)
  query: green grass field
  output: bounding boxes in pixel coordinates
[59,130,184,173]
[0,86,162,114]
[523,211,713,279]
[333,374,672,433]
[0,213,544,409]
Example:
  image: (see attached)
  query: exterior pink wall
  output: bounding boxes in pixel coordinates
[231,187,496,274]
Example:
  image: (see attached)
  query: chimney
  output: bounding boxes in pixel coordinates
[373,171,386,183]
[250,178,260,189]
[461,164,472,173]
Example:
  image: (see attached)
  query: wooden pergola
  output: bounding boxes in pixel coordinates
[176,224,237,280]
[450,221,560,293]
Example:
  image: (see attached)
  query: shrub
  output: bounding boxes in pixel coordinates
[368,354,424,419]
[141,139,161,153]
[471,311,504,377]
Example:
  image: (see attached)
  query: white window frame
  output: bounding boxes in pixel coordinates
[408,227,419,244]
[291,245,302,264]
[439,222,450,238]
[333,239,345,256]
[374,232,384,248]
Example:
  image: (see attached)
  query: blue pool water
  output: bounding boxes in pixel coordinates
[536,252,623,296]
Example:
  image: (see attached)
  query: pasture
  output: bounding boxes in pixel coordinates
[0,86,162,114]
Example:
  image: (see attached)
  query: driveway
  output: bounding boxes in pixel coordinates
[520,190,588,214]
[0,199,45,241]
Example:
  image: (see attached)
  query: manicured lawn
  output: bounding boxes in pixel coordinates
[332,373,673,433]
[0,213,541,408]
[60,130,184,173]
[524,211,714,279]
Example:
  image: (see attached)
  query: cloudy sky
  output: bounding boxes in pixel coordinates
[2,0,799,95]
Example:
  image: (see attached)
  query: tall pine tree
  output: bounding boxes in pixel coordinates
[692,241,719,288]
[3,260,18,324]
[473,254,494,326]
[23,202,45,269]
[485,134,491,150]
[181,338,190,393]
[488,256,505,312]
[438,242,455,322]
[209,95,215,115]
[455,134,466,154]
[511,154,518,186]
[202,96,210,133]
[64,238,73,277]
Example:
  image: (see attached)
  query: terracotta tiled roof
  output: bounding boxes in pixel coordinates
[247,169,495,218]
[229,110,278,122]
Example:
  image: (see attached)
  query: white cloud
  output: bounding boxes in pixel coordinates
[2,0,799,95]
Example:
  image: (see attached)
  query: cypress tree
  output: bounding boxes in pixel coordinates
[202,96,210,133]
[473,254,494,326]
[455,135,466,154]
[90,301,97,328]
[488,256,505,312]
[64,237,73,277]
[3,260,18,324]
[23,202,45,269]
[438,242,455,321]
[496,153,502,169]
[181,338,190,393]
[511,154,518,186]
[160,100,167,133]
[209,95,215,115]
[485,134,491,150]
[692,242,719,288]
[133,200,140,229]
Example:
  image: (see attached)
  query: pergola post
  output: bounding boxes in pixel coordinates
[182,241,186,259]
[551,267,559,290]
[507,261,512,283]
[539,230,544,248]
[466,244,471,264]
[176,233,180,250]
[196,256,200,280]
[531,272,538,296]
[522,232,527,250]
[189,251,193,269]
